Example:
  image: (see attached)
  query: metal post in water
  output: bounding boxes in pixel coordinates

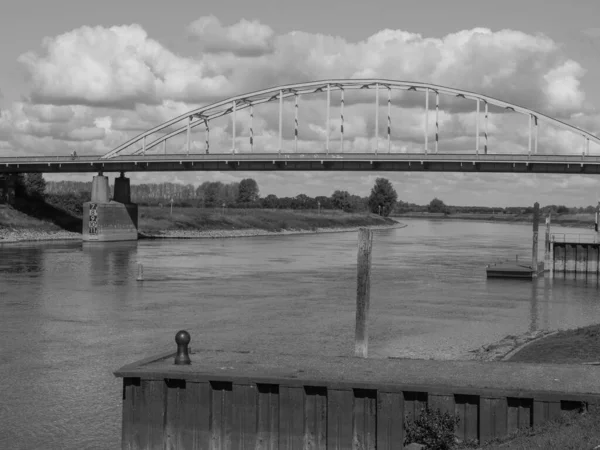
[532,202,540,277]
[136,263,144,281]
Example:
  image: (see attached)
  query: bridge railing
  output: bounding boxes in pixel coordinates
[551,233,599,244]
[3,152,600,165]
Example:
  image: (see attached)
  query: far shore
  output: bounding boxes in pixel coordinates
[394,211,597,230]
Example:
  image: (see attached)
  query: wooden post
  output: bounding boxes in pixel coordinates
[544,214,551,272]
[355,228,373,358]
[532,202,540,278]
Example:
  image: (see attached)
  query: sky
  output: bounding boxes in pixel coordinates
[2,0,600,206]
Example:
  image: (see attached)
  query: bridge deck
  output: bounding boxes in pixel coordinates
[1,153,600,174]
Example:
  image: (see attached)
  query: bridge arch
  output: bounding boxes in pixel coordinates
[101,79,600,159]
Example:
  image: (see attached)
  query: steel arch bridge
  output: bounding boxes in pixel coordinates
[101,78,600,159]
[2,79,600,175]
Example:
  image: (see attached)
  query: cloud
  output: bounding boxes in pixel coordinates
[18,24,232,109]
[187,15,275,57]
[3,16,600,199]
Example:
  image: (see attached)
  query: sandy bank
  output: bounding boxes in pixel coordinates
[139,221,406,240]
[0,228,81,244]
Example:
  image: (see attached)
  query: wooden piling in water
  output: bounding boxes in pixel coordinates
[532,203,539,278]
[136,263,144,281]
[355,228,373,358]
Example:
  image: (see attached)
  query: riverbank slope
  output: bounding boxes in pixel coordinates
[0,204,401,243]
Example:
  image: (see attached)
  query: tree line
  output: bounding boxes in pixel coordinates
[44,177,399,215]
[16,174,600,217]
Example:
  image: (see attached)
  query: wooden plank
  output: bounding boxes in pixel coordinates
[211,381,233,450]
[140,379,165,450]
[163,379,211,450]
[187,382,211,450]
[455,394,479,441]
[231,384,257,450]
[355,228,373,357]
[303,386,327,450]
[327,389,354,450]
[353,389,377,450]
[377,392,404,450]
[519,399,532,430]
[256,384,279,450]
[403,391,427,423]
[429,393,454,415]
[479,397,506,443]
[464,397,479,442]
[164,379,183,450]
[279,386,304,449]
[121,377,140,450]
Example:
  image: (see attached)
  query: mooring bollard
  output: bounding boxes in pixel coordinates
[174,330,191,365]
[136,263,143,281]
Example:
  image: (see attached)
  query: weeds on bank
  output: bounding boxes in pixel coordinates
[404,406,600,450]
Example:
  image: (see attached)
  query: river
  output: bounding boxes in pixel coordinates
[1,218,600,449]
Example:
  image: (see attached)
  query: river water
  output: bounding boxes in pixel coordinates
[2,218,600,449]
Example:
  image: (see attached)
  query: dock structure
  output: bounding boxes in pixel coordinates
[114,332,600,449]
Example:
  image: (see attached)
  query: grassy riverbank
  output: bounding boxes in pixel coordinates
[457,324,600,449]
[394,211,597,229]
[139,207,398,238]
[0,203,399,242]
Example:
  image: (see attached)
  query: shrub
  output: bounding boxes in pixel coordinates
[404,408,459,450]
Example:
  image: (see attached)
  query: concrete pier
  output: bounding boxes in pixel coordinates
[82,173,138,242]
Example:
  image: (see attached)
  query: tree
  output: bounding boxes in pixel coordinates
[15,173,46,199]
[368,178,398,216]
[428,197,449,214]
[262,194,279,209]
[203,182,224,207]
[237,178,259,203]
[331,190,353,212]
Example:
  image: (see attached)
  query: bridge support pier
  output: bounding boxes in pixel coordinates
[82,172,138,242]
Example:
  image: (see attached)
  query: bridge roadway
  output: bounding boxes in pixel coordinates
[1,152,600,174]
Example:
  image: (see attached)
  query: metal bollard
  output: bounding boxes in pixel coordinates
[174,330,191,365]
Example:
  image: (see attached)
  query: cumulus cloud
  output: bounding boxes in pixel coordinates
[18,24,232,109]
[3,16,599,166]
[187,15,275,57]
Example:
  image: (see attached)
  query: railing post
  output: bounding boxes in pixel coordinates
[534,116,539,154]
[278,90,283,153]
[484,101,489,154]
[249,105,254,153]
[186,116,191,156]
[232,100,237,153]
[375,83,379,153]
[355,228,373,358]
[326,84,330,154]
[435,91,439,154]
[476,98,480,155]
[387,86,391,153]
[205,120,210,154]
[424,88,429,154]
[340,87,344,153]
[294,94,299,153]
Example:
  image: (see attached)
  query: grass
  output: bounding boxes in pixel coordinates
[0,202,397,235]
[472,407,600,449]
[508,324,600,364]
[138,206,397,233]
